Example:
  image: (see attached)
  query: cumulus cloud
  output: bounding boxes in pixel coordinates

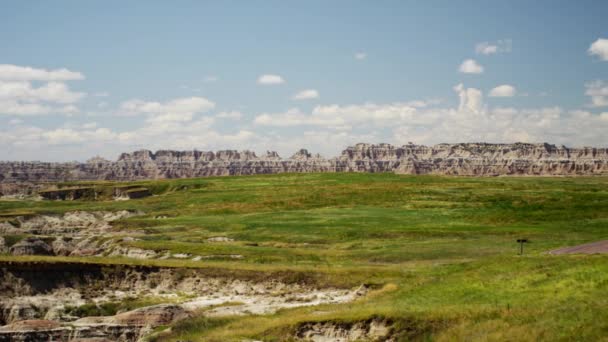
[0,92,260,161]
[0,64,85,116]
[293,89,319,100]
[33,122,256,160]
[589,38,608,61]
[392,105,607,148]
[489,84,517,97]
[119,97,215,116]
[3,76,608,161]
[255,101,433,128]
[254,108,334,127]
[585,80,608,107]
[217,111,243,119]
[454,83,483,113]
[475,39,512,55]
[254,83,608,152]
[459,59,484,74]
[476,43,497,55]
[0,64,84,81]
[117,97,215,128]
[257,74,285,85]
[0,81,85,116]
[354,52,367,60]
[0,81,84,104]
[0,101,79,116]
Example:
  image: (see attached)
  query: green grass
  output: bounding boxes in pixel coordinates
[1,173,608,341]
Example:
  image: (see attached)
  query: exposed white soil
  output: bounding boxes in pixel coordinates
[295,319,393,342]
[1,211,247,261]
[207,236,235,242]
[0,265,367,341]
[183,284,367,316]
[16,210,138,235]
[0,211,370,341]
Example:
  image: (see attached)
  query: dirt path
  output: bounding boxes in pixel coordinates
[549,240,608,255]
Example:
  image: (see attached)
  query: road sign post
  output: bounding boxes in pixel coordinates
[517,239,528,255]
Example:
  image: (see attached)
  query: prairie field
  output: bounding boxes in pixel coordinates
[2,173,608,341]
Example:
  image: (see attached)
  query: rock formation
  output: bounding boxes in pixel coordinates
[9,238,53,256]
[295,318,392,341]
[1,143,607,186]
[0,262,365,341]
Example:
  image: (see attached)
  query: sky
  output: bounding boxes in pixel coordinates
[1,1,607,161]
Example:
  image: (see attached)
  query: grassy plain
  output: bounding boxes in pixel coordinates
[1,173,607,341]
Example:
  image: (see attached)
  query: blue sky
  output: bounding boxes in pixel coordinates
[1,1,607,161]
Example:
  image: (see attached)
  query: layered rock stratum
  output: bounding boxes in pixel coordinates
[1,143,607,186]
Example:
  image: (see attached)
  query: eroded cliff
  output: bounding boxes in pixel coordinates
[1,142,607,186]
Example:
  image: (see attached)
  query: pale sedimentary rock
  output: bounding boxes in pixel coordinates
[9,238,53,256]
[0,263,365,341]
[0,143,607,186]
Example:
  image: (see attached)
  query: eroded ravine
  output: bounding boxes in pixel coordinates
[0,210,243,260]
[0,262,367,341]
[0,211,369,341]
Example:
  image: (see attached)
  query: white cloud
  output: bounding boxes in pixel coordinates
[0,95,262,160]
[0,81,84,104]
[204,76,219,82]
[251,82,608,154]
[119,97,215,116]
[258,130,379,158]
[454,83,483,113]
[475,39,511,55]
[82,122,98,129]
[255,101,432,128]
[354,52,367,60]
[459,59,484,74]
[489,84,516,97]
[476,43,497,55]
[42,128,86,144]
[293,89,319,100]
[257,74,285,85]
[0,81,84,116]
[589,38,608,61]
[0,64,85,116]
[34,82,85,103]
[0,64,84,81]
[389,85,608,147]
[8,118,23,125]
[217,111,243,119]
[585,80,608,107]
[254,108,329,127]
[3,71,608,161]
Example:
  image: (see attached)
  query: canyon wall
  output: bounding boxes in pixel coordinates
[1,143,608,185]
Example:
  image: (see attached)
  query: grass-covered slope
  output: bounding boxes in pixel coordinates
[1,173,607,341]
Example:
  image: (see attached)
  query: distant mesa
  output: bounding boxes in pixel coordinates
[1,143,607,187]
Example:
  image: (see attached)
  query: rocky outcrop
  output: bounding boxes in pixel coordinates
[295,319,393,341]
[0,318,142,342]
[112,186,151,200]
[0,211,151,259]
[1,143,607,185]
[9,238,53,256]
[0,262,365,341]
[51,238,75,256]
[38,187,97,201]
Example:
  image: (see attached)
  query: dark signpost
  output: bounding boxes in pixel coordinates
[516,239,529,255]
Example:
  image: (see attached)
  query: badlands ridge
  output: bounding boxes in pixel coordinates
[1,143,608,185]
